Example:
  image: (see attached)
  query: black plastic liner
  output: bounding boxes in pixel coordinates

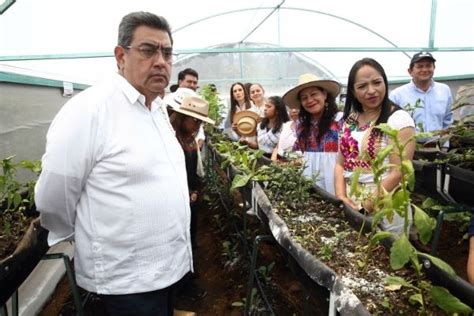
[252,183,370,315]
[0,218,49,305]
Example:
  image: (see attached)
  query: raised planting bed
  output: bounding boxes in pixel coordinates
[209,138,473,314]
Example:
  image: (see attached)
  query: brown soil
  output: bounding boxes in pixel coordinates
[0,211,34,261]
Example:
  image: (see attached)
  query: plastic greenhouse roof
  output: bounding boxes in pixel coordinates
[0,0,473,86]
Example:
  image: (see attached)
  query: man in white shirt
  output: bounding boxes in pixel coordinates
[389,52,453,147]
[35,12,192,315]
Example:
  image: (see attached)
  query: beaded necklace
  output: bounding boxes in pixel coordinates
[340,112,382,172]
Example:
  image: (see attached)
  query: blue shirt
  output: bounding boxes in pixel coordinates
[389,80,453,133]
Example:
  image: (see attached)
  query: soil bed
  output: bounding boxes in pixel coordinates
[269,189,458,315]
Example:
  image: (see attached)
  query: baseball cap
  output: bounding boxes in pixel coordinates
[410,52,436,67]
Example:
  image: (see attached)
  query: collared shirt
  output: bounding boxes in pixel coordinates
[35,73,193,295]
[389,80,453,133]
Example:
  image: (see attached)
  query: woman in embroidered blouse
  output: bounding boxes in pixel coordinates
[334,58,416,234]
[282,73,342,194]
[249,83,266,118]
[244,96,289,155]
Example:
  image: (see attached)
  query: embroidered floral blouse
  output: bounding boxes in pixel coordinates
[292,118,341,153]
[340,110,415,183]
[291,113,343,194]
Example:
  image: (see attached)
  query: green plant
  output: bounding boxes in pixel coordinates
[231,288,263,315]
[1,156,41,237]
[200,84,225,128]
[404,99,425,132]
[351,124,472,314]
[257,261,275,283]
[221,240,239,266]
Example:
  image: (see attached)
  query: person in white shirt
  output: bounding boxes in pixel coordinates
[35,12,192,316]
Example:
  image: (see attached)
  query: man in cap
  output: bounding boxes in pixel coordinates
[390,52,453,147]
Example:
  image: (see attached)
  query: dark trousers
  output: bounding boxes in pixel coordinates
[190,201,198,249]
[100,284,175,316]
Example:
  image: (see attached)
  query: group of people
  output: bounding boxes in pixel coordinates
[33,10,473,316]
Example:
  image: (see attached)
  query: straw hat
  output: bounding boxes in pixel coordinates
[282,73,341,109]
[164,87,197,110]
[172,96,215,125]
[233,110,259,136]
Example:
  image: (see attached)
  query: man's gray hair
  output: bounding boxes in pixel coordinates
[118,11,173,47]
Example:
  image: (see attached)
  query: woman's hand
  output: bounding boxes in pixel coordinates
[361,197,374,213]
[339,195,359,210]
[232,122,238,131]
[239,138,248,145]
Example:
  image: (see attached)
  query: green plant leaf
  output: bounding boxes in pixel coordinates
[421,197,438,209]
[374,144,393,166]
[371,231,392,245]
[385,275,418,291]
[430,286,472,314]
[349,168,361,197]
[422,254,456,276]
[378,123,397,137]
[230,174,252,191]
[390,234,412,269]
[401,160,415,191]
[391,189,405,213]
[231,301,244,307]
[408,293,424,307]
[412,204,434,245]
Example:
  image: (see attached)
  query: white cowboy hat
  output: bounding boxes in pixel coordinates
[233,110,259,136]
[172,96,215,125]
[164,87,197,110]
[282,73,341,109]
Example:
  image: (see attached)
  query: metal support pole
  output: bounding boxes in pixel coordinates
[328,291,337,316]
[431,211,445,256]
[244,235,273,315]
[11,291,18,316]
[42,253,84,316]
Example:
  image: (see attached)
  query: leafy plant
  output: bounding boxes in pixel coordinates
[200,84,226,128]
[351,124,472,314]
[257,261,275,283]
[1,156,41,237]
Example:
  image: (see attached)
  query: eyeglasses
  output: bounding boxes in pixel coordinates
[125,44,174,61]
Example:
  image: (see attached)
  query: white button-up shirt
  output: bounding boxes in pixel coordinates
[35,73,193,294]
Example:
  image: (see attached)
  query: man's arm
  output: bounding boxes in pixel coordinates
[35,96,98,245]
[443,89,454,129]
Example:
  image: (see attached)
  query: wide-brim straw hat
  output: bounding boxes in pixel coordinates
[233,110,259,136]
[282,73,341,109]
[164,87,197,110]
[172,96,215,125]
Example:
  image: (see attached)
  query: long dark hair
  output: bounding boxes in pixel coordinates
[343,58,399,127]
[260,96,289,133]
[229,82,252,122]
[298,87,338,143]
[169,112,198,146]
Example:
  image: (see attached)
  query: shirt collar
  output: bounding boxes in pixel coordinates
[113,73,163,112]
[410,79,434,92]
